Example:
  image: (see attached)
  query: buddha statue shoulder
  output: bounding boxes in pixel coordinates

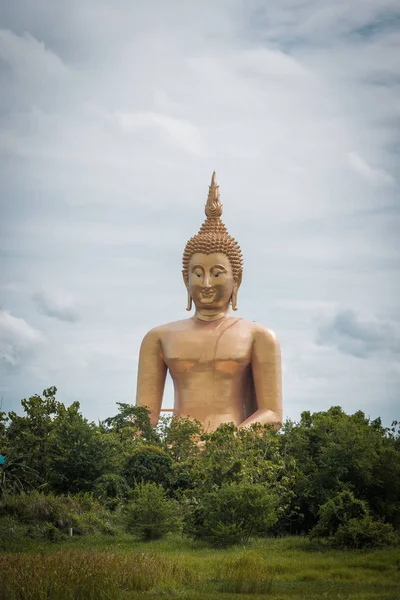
[136,172,282,432]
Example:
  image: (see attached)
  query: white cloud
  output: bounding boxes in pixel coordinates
[0,311,43,366]
[0,28,67,78]
[114,111,204,156]
[348,152,396,186]
[32,290,80,323]
[316,309,400,358]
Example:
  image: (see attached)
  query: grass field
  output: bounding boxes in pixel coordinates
[1,535,399,600]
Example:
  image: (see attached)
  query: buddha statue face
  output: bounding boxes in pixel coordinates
[187,252,238,311]
[182,172,243,313]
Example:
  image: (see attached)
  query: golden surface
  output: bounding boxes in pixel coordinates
[136,173,282,432]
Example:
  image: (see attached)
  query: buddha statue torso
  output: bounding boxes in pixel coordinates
[136,173,282,432]
[157,316,256,432]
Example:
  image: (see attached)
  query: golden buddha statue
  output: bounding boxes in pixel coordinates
[136,172,282,432]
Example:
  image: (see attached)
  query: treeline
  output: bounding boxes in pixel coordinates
[0,387,399,549]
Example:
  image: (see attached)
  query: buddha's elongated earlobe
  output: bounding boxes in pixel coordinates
[182,271,192,311]
[186,290,193,311]
[231,287,238,311]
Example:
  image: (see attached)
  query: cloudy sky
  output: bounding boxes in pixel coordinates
[0,0,399,426]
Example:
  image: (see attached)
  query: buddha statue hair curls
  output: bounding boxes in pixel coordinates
[182,171,243,286]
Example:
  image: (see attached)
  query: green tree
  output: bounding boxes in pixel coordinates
[281,407,400,531]
[159,414,202,462]
[177,422,298,538]
[125,482,182,540]
[189,423,297,516]
[368,429,400,526]
[5,387,120,494]
[103,403,159,445]
[123,445,173,489]
[48,402,117,494]
[6,387,60,485]
[93,473,131,510]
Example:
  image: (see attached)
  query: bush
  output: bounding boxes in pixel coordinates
[310,490,369,538]
[123,446,173,488]
[333,516,398,549]
[125,482,182,541]
[0,491,119,539]
[93,473,130,510]
[26,521,66,542]
[0,491,79,527]
[0,515,29,550]
[188,482,278,547]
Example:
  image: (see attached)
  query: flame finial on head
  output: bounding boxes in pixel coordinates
[205,171,223,218]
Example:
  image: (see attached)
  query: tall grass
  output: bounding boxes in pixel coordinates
[214,552,273,594]
[0,550,195,600]
[0,537,399,599]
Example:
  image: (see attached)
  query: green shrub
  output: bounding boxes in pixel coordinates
[188,482,278,547]
[333,515,398,549]
[123,445,173,488]
[72,512,116,536]
[0,491,119,539]
[0,515,28,549]
[0,491,79,527]
[310,490,369,538]
[26,521,66,542]
[93,473,130,510]
[125,481,182,541]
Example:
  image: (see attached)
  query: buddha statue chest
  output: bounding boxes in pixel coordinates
[161,318,253,378]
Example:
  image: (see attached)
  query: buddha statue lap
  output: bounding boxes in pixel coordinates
[136,172,282,432]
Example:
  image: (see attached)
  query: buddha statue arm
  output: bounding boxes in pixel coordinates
[239,327,282,429]
[135,328,168,427]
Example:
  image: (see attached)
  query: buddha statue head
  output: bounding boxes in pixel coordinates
[182,172,243,313]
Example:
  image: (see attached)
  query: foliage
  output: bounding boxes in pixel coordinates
[48,401,117,493]
[167,461,196,500]
[307,489,397,550]
[0,450,41,498]
[123,445,173,488]
[158,414,203,462]
[2,387,400,551]
[185,422,298,537]
[4,388,118,495]
[310,490,369,538]
[125,481,182,541]
[103,403,159,445]
[0,491,118,547]
[6,387,60,484]
[192,423,296,493]
[93,473,131,510]
[0,410,8,453]
[333,515,398,549]
[0,514,29,547]
[188,482,278,547]
[281,406,400,531]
